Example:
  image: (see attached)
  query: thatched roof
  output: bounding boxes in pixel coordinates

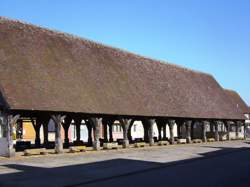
[0,17,244,120]
[224,89,249,115]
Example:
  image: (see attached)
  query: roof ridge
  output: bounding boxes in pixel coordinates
[0,16,211,76]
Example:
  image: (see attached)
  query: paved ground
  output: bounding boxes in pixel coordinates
[0,140,250,187]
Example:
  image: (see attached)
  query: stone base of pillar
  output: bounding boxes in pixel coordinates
[149,139,154,146]
[215,135,219,141]
[7,148,15,158]
[186,137,191,144]
[122,139,129,148]
[93,140,100,150]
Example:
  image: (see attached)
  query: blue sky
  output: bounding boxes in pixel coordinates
[1,0,250,105]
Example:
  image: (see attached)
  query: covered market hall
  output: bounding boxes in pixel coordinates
[0,17,249,157]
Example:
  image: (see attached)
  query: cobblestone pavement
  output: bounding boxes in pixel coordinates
[0,140,249,187]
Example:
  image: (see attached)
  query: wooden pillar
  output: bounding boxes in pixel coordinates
[108,122,113,142]
[86,121,93,146]
[63,125,70,147]
[31,118,42,147]
[102,119,108,143]
[163,125,167,140]
[191,122,194,139]
[35,124,41,147]
[226,121,231,141]
[43,122,49,147]
[103,124,108,142]
[143,122,149,142]
[181,123,186,139]
[120,119,131,148]
[75,117,82,142]
[176,120,182,139]
[243,123,247,140]
[168,120,175,144]
[6,115,20,157]
[202,121,208,142]
[63,116,72,148]
[157,124,162,141]
[214,121,219,141]
[210,122,214,133]
[236,121,243,140]
[144,119,155,146]
[127,121,133,142]
[40,116,50,147]
[185,120,192,143]
[90,118,101,150]
[51,115,65,154]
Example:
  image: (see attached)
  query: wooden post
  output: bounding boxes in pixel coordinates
[63,116,72,148]
[6,114,20,157]
[156,120,166,141]
[142,119,154,144]
[102,119,108,143]
[202,121,208,142]
[185,120,192,143]
[157,124,162,141]
[31,118,42,147]
[143,123,149,142]
[243,122,247,140]
[147,119,155,146]
[120,119,131,148]
[108,124,113,142]
[236,121,241,140]
[226,121,231,141]
[75,117,82,142]
[87,123,93,146]
[168,120,175,144]
[127,121,133,142]
[214,121,219,141]
[90,118,101,150]
[163,125,167,140]
[51,115,66,154]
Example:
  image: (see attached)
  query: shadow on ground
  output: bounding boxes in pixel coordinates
[1,145,250,187]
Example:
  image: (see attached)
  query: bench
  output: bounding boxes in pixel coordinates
[207,138,215,142]
[158,141,169,146]
[134,142,146,148]
[103,142,119,150]
[192,139,202,144]
[24,148,48,156]
[69,146,86,153]
[177,139,187,144]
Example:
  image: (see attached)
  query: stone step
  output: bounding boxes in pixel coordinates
[24,148,47,156]
[69,146,86,153]
[103,142,119,150]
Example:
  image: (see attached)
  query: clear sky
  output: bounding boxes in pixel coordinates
[1,0,250,105]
